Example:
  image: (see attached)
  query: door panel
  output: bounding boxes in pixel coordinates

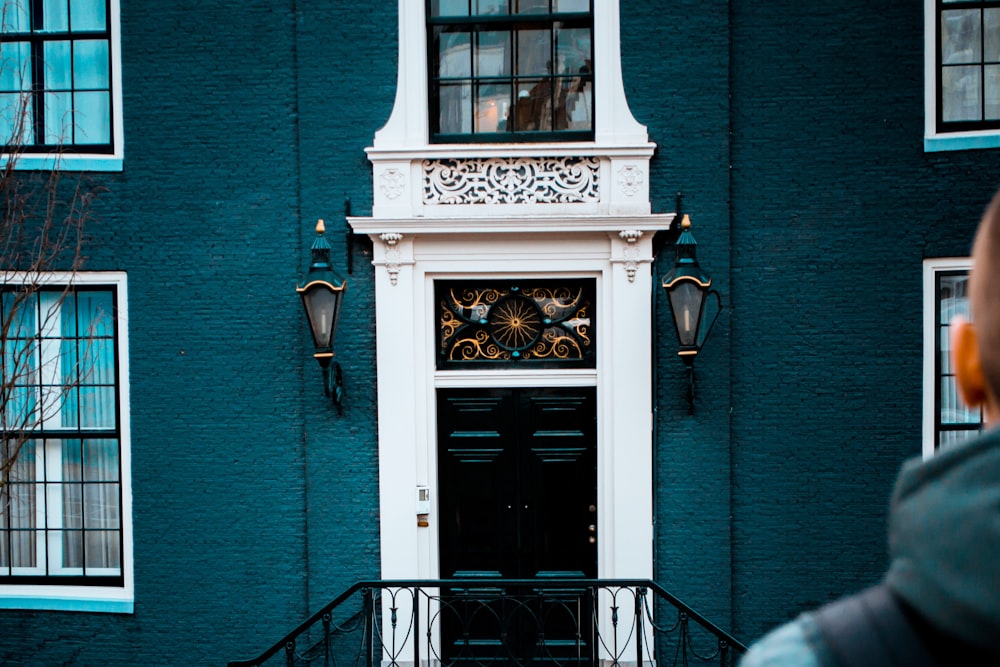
[437,387,597,664]
[520,392,597,579]
[438,392,517,579]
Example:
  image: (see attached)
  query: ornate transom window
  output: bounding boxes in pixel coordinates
[436,279,595,368]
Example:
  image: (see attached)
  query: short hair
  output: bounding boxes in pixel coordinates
[971,189,1000,402]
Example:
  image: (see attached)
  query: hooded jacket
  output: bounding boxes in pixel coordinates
[741,427,1000,666]
[886,426,1000,653]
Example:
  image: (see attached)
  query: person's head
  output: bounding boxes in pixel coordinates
[952,188,1000,424]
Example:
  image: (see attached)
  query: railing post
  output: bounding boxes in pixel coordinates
[635,587,645,667]
[364,589,374,667]
[413,587,421,667]
[285,640,295,667]
[322,613,332,667]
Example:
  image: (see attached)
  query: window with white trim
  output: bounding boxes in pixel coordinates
[428,0,593,143]
[923,259,985,455]
[0,0,123,170]
[0,273,131,611]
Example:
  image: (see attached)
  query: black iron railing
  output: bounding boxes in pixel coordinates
[227,579,746,667]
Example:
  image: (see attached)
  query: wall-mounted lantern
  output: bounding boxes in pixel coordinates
[661,214,720,414]
[297,219,348,413]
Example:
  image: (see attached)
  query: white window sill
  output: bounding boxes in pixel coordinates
[0,153,124,172]
[924,132,1000,152]
[0,588,133,613]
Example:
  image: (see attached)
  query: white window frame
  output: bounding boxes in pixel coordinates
[922,258,986,458]
[0,0,124,172]
[0,271,133,612]
[924,0,1000,151]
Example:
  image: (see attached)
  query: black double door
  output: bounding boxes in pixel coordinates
[437,387,597,663]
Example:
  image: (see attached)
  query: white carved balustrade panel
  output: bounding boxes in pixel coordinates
[423,157,601,205]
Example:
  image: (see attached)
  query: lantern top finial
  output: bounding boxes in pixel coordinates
[680,214,691,230]
[316,219,326,235]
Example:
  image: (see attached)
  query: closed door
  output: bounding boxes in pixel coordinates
[437,387,597,663]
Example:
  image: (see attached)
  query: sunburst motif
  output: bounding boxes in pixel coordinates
[488,296,542,350]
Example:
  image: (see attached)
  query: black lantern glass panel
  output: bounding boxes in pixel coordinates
[300,283,344,351]
[666,280,704,348]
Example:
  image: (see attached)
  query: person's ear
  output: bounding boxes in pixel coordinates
[952,316,987,409]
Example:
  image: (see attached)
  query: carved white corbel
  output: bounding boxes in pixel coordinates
[380,232,404,286]
[618,230,643,283]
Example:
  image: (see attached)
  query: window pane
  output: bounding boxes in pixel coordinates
[73,90,110,143]
[942,9,982,64]
[432,0,469,17]
[554,0,588,11]
[0,487,7,568]
[938,274,970,322]
[40,0,70,32]
[986,9,1000,61]
[939,429,979,451]
[564,78,591,130]
[517,29,550,76]
[513,79,551,130]
[474,0,508,15]
[70,0,106,31]
[62,529,83,567]
[73,39,109,89]
[84,483,119,528]
[77,290,114,337]
[475,31,510,77]
[0,41,32,91]
[0,92,29,143]
[83,438,118,481]
[78,385,114,428]
[60,439,82,481]
[987,65,1000,119]
[556,26,589,75]
[44,41,72,89]
[44,90,72,143]
[475,83,510,132]
[1,1,31,32]
[10,525,37,567]
[439,82,471,133]
[942,65,982,122]
[941,377,980,424]
[85,530,119,569]
[515,0,549,13]
[2,291,37,337]
[79,336,114,385]
[438,31,472,78]
[63,486,83,528]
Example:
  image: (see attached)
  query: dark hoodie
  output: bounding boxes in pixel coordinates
[886,426,1000,654]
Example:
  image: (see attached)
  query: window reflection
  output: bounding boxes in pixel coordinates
[430,1,593,141]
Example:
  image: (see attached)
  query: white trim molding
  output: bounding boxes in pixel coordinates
[355,1,668,660]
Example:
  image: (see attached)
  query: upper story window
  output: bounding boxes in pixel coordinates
[938,2,1000,130]
[428,0,593,143]
[0,273,132,611]
[926,0,1000,150]
[0,0,122,170]
[923,260,985,455]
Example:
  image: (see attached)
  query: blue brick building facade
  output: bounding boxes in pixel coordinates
[0,0,996,664]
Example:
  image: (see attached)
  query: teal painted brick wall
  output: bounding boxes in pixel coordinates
[4,0,1000,662]
[0,0,390,663]
[725,0,1000,643]
[621,0,736,632]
